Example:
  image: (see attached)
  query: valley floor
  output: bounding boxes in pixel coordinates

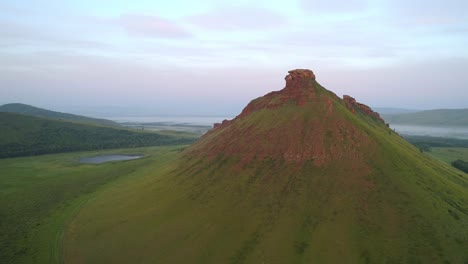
[428,147,468,164]
[0,145,185,264]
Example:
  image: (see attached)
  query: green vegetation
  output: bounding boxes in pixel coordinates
[382,108,468,126]
[63,79,468,263]
[403,135,468,151]
[452,160,468,173]
[0,146,184,264]
[0,112,198,158]
[424,147,468,173]
[426,147,468,164]
[402,136,468,172]
[0,103,119,127]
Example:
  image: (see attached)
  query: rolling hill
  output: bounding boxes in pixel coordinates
[0,112,197,158]
[373,107,420,115]
[0,103,119,127]
[64,70,468,263]
[382,108,468,127]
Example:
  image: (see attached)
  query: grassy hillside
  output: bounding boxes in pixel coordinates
[64,106,468,263]
[0,146,184,264]
[0,112,197,158]
[383,108,468,126]
[0,103,119,127]
[63,72,468,263]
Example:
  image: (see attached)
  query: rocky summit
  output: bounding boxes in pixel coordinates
[192,69,385,167]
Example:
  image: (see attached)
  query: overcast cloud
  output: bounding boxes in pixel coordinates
[0,0,467,115]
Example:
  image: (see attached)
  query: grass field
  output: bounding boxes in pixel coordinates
[0,145,185,264]
[428,147,468,164]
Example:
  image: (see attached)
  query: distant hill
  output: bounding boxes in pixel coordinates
[0,112,197,158]
[373,107,420,115]
[382,108,468,126]
[0,103,119,127]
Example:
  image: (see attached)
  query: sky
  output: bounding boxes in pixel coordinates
[1,0,467,116]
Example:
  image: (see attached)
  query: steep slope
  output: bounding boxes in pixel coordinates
[383,108,468,127]
[65,69,468,264]
[0,103,118,127]
[0,112,197,158]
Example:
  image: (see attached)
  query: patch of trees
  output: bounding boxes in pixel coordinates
[403,135,468,152]
[0,113,197,158]
[0,127,196,158]
[451,160,468,173]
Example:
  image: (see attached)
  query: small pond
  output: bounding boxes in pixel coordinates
[80,155,144,164]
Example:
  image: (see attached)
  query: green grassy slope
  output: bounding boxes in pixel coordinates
[64,76,468,263]
[0,112,197,158]
[383,108,468,126]
[0,103,118,127]
[0,146,184,264]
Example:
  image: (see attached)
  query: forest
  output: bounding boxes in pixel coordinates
[0,112,197,158]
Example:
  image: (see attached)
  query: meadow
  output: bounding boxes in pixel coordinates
[0,145,185,264]
[428,147,468,164]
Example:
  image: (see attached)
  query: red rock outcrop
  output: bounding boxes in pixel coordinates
[284,69,315,89]
[196,69,380,168]
[213,119,232,129]
[211,69,319,130]
[343,95,385,123]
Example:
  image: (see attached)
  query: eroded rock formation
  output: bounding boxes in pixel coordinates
[343,95,385,123]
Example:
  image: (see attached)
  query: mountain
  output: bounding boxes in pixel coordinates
[65,69,468,263]
[383,108,468,127]
[0,112,197,158]
[0,103,119,127]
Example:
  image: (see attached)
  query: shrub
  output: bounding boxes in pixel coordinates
[451,159,468,173]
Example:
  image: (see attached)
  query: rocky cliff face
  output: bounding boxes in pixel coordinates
[343,95,385,123]
[284,69,316,89]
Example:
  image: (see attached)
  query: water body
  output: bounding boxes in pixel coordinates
[80,155,143,164]
[108,116,233,126]
[390,124,468,139]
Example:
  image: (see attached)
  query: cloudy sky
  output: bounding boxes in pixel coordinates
[1,0,467,116]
